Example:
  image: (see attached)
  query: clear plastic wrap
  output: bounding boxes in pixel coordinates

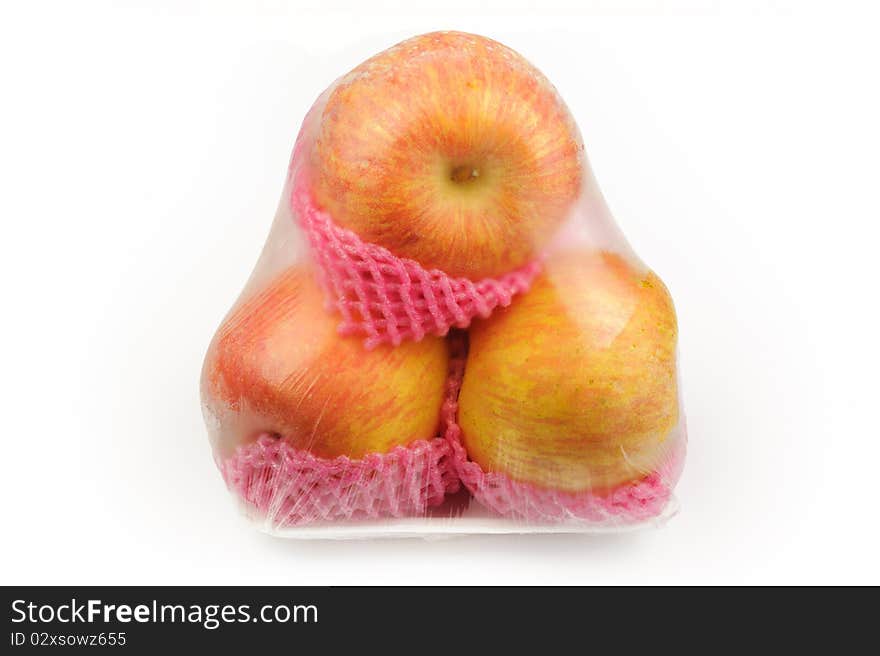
[201,31,686,537]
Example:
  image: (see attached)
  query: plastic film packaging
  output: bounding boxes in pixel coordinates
[200,31,687,537]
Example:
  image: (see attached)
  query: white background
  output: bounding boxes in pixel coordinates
[2,1,878,585]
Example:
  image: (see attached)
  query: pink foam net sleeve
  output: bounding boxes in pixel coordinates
[221,436,459,529]
[290,174,541,349]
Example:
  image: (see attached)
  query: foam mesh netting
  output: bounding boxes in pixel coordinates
[221,435,459,529]
[290,175,541,349]
[450,438,685,524]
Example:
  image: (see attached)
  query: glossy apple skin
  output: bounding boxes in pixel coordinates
[457,251,680,493]
[201,267,449,460]
[307,31,584,279]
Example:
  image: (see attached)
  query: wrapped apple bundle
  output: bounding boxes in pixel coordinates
[201,32,686,535]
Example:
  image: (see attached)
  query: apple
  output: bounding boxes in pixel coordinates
[201,266,449,460]
[305,31,584,279]
[457,250,680,493]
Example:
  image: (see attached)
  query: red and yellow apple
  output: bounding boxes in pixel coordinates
[201,266,449,460]
[306,31,584,279]
[457,251,680,493]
